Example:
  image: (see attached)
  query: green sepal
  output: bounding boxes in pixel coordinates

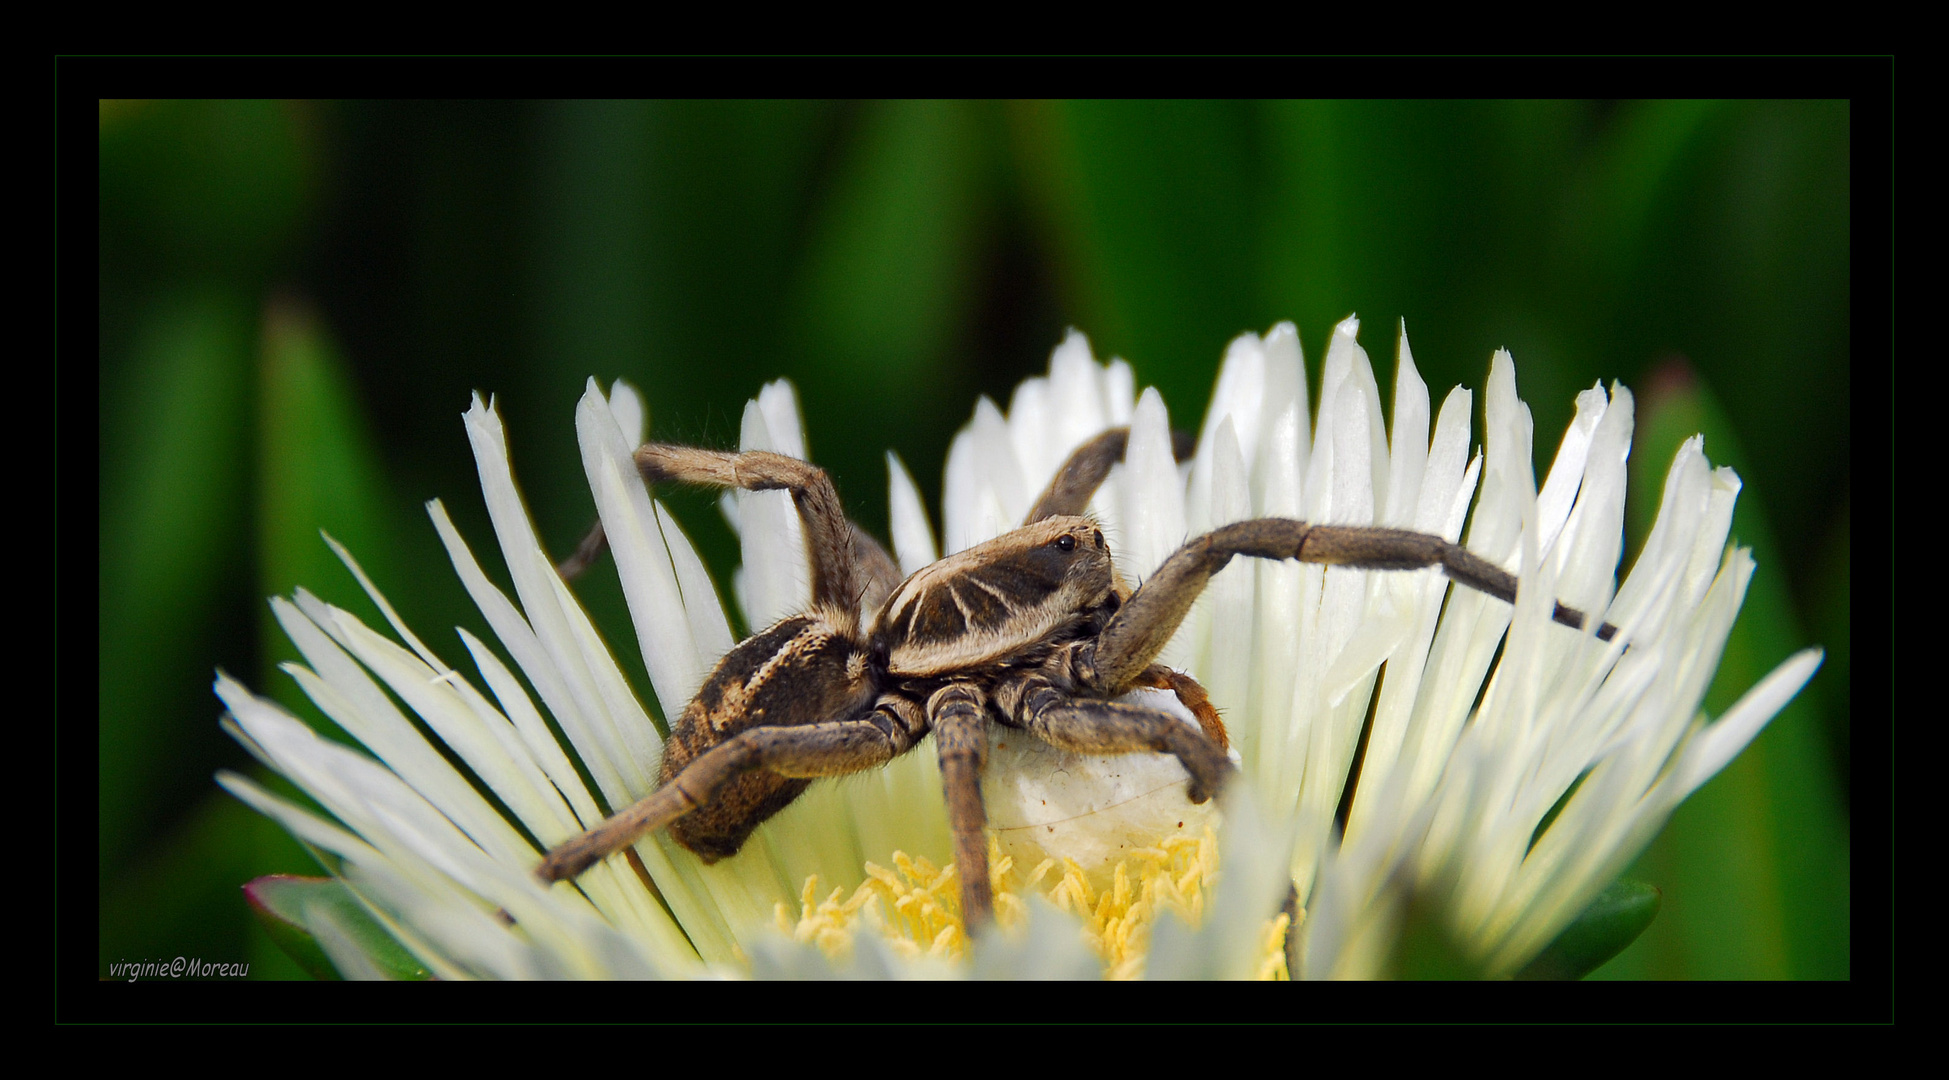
[1516,879,1662,980]
[244,875,432,981]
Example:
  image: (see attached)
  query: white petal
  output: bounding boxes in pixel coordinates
[1674,648,1824,796]
[886,450,938,577]
[1258,322,1310,500]
[756,378,807,460]
[462,396,661,798]
[1119,386,1188,584]
[574,382,710,717]
[1470,349,1536,563]
[1380,322,1430,529]
[606,379,647,447]
[735,396,808,627]
[1533,382,1607,559]
[1046,330,1112,460]
[970,395,1029,527]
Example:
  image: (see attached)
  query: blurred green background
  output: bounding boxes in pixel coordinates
[98,99,1851,980]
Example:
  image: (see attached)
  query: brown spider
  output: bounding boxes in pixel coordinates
[535,427,1617,931]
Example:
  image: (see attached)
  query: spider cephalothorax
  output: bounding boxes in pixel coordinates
[536,427,1614,930]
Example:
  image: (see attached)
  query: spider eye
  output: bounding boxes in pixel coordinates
[1054,534,1077,553]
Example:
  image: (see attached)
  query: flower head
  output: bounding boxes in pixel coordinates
[220,316,1818,980]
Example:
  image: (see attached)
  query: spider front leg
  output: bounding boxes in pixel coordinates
[1128,663,1229,749]
[1080,519,1619,695]
[997,671,1236,804]
[559,517,901,617]
[558,443,883,633]
[537,703,923,885]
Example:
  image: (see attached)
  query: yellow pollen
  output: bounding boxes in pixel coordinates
[771,826,1294,979]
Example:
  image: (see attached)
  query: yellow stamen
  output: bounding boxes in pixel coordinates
[771,825,1298,978]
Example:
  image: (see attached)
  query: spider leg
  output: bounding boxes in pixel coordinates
[1003,674,1236,804]
[1081,520,1619,694]
[1024,427,1196,523]
[1129,664,1229,750]
[552,445,863,635]
[850,523,902,621]
[557,506,896,621]
[556,519,614,581]
[536,704,923,884]
[929,683,995,931]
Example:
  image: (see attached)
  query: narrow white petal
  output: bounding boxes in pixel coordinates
[1381,322,1430,529]
[1120,386,1188,583]
[1688,464,1744,606]
[970,395,1030,527]
[886,450,939,577]
[427,499,643,804]
[458,627,603,829]
[1258,322,1310,497]
[606,379,647,447]
[657,500,737,680]
[318,601,575,854]
[320,532,445,672]
[1470,349,1536,563]
[756,378,807,460]
[462,397,662,798]
[972,484,1013,550]
[1004,375,1050,479]
[1104,358,1137,426]
[1249,402,1304,802]
[1548,382,1632,620]
[1046,330,1112,460]
[1533,382,1607,559]
[1420,386,1475,536]
[942,426,978,555]
[575,381,710,718]
[1191,331,1267,530]
[271,594,533,865]
[1674,648,1824,796]
[735,396,808,628]
[1198,418,1255,763]
[216,761,380,866]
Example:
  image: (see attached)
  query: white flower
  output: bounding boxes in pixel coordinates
[218,316,1818,980]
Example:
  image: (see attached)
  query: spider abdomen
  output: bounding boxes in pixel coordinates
[658,614,875,860]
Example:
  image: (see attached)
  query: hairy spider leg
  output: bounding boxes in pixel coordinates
[557,445,902,618]
[1002,675,1236,803]
[1024,428,1232,746]
[1082,519,1620,696]
[536,702,927,884]
[629,446,867,633]
[928,684,994,929]
[1128,664,1230,749]
[1023,427,1196,523]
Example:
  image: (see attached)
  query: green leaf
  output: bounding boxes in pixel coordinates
[1517,879,1662,981]
[244,875,432,981]
[99,287,256,881]
[255,301,400,732]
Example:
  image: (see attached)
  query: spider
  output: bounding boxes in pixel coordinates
[535,426,1618,932]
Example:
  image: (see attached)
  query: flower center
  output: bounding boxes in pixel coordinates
[772,828,1292,979]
